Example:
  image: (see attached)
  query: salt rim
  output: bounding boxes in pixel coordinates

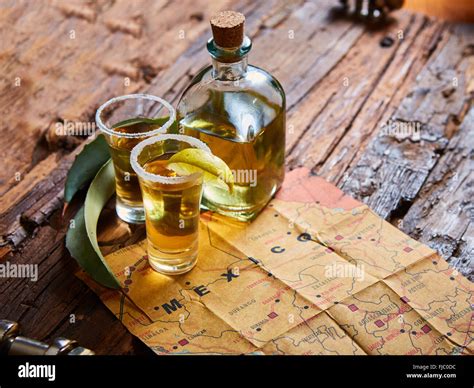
[95,94,176,138]
[131,134,212,184]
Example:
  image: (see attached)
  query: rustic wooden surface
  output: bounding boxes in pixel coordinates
[0,0,472,355]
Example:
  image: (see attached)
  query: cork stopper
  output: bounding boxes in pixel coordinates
[210,11,245,48]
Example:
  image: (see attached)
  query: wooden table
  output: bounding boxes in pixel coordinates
[0,0,472,355]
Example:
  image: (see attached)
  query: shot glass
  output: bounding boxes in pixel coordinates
[131,134,211,275]
[95,94,175,224]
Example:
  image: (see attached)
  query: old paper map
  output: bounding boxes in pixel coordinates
[81,168,473,355]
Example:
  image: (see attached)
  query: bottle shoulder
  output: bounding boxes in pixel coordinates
[177,64,285,143]
[178,64,285,110]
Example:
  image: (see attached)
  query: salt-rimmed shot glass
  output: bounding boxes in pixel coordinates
[131,134,211,275]
[95,94,175,224]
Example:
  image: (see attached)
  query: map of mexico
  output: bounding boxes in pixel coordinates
[80,168,473,355]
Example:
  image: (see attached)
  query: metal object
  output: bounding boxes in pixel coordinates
[339,0,404,20]
[0,319,94,355]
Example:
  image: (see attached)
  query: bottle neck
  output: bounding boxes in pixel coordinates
[207,36,252,81]
[211,57,248,80]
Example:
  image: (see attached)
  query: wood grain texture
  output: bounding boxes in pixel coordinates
[0,0,472,354]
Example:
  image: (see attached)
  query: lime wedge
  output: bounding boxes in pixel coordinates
[167,148,234,192]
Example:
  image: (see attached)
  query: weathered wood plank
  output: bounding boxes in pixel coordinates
[400,106,474,280]
[340,23,473,219]
[286,11,431,168]
[330,22,474,280]
[318,17,445,182]
[0,153,71,246]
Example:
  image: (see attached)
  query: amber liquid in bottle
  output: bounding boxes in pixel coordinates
[177,11,286,221]
[180,92,285,220]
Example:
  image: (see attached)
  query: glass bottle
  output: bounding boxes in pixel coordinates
[176,11,286,221]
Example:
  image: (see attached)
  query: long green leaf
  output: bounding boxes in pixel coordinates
[64,134,110,203]
[66,160,120,289]
[64,117,177,288]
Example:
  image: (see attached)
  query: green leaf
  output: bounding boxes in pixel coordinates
[66,160,120,289]
[111,116,172,129]
[64,116,177,288]
[64,134,110,203]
